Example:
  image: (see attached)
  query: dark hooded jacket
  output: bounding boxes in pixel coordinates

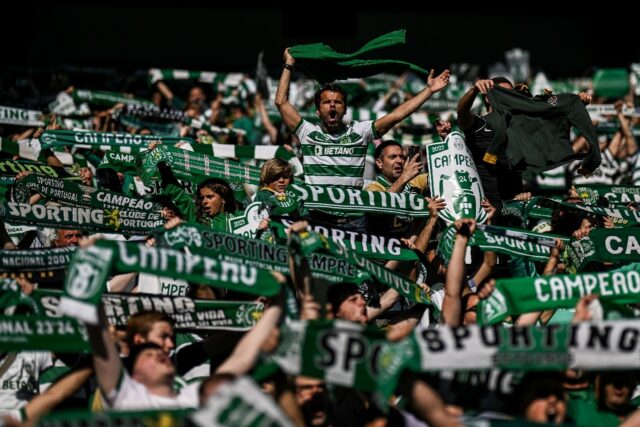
[484,86,601,173]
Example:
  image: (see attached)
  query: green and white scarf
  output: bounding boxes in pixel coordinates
[566,228,640,271]
[478,263,640,324]
[122,104,185,122]
[39,130,193,153]
[183,117,247,137]
[155,223,359,283]
[13,174,161,213]
[141,144,260,186]
[0,247,75,282]
[0,137,41,161]
[192,377,295,427]
[35,289,263,332]
[148,68,245,87]
[97,151,140,174]
[72,89,155,108]
[575,184,640,206]
[189,141,294,161]
[505,197,640,228]
[59,240,281,324]
[375,319,640,405]
[293,228,430,304]
[0,315,88,352]
[288,184,430,217]
[0,105,44,127]
[437,224,568,263]
[271,216,418,261]
[0,202,163,235]
[0,159,76,180]
[273,320,387,392]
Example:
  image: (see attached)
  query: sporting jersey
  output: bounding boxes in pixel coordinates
[295,119,375,188]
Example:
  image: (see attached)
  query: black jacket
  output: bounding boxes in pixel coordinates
[484,86,601,173]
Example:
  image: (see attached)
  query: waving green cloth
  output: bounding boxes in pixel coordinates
[289,29,428,83]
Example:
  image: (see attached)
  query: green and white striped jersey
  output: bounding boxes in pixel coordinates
[295,119,375,187]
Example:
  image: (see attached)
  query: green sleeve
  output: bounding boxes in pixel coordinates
[210,212,231,233]
[163,183,197,223]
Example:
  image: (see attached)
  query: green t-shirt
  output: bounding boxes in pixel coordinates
[568,390,628,427]
[163,183,232,232]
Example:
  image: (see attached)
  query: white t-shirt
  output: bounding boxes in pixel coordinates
[0,351,53,414]
[137,273,189,296]
[104,372,199,410]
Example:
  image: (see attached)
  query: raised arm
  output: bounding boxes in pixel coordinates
[214,293,283,375]
[87,306,123,397]
[274,48,302,131]
[255,93,278,144]
[374,69,450,137]
[442,219,476,326]
[456,79,495,131]
[21,367,93,425]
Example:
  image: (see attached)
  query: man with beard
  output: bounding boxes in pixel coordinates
[275,48,449,191]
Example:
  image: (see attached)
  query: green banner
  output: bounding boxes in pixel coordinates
[272,216,418,261]
[141,145,260,187]
[575,184,640,206]
[292,229,430,304]
[438,224,567,263]
[0,247,75,282]
[0,315,88,352]
[567,228,640,271]
[190,140,294,160]
[40,130,192,152]
[531,197,640,227]
[478,264,640,324]
[0,105,44,127]
[155,223,359,283]
[273,320,387,392]
[34,289,263,332]
[0,202,163,235]
[97,151,140,174]
[0,159,76,180]
[14,174,161,212]
[59,240,281,324]
[288,184,430,218]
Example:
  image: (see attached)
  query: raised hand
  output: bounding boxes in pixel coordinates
[427,69,450,94]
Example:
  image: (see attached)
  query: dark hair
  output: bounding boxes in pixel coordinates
[314,84,348,110]
[195,178,238,223]
[513,371,565,417]
[374,140,402,161]
[327,282,361,315]
[491,76,514,87]
[123,342,164,375]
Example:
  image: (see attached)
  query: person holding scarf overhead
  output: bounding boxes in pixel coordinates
[148,142,237,232]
